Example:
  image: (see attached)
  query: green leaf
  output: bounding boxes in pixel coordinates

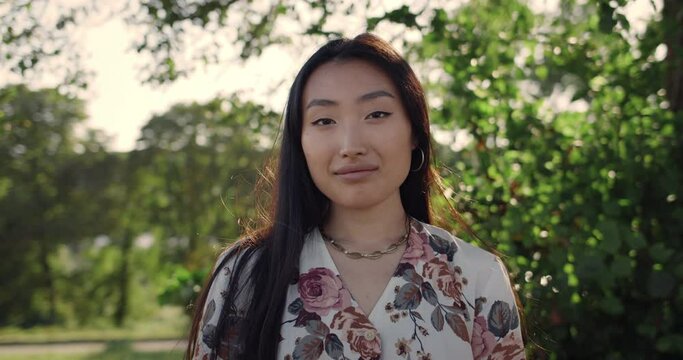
[625,231,646,250]
[647,271,675,298]
[615,13,630,31]
[649,243,674,263]
[600,294,624,315]
[535,66,548,80]
[597,220,621,254]
[610,255,632,278]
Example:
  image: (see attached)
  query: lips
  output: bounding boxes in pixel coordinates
[334,164,378,175]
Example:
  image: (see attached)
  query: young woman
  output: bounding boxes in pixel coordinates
[187,33,525,360]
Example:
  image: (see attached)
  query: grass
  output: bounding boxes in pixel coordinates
[0,340,184,360]
[0,306,188,344]
[0,306,187,359]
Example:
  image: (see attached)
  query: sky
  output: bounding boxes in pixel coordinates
[1,0,662,152]
[79,18,301,151]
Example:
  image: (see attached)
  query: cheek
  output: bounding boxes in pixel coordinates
[301,135,328,177]
[382,128,414,167]
[395,149,413,177]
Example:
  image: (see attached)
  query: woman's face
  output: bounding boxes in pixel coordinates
[301,59,415,211]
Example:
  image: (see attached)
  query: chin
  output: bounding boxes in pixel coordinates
[338,201,380,210]
[330,193,388,210]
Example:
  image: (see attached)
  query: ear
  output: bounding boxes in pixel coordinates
[411,135,418,150]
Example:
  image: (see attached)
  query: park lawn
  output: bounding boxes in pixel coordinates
[0,340,184,360]
[0,350,183,360]
[0,306,188,344]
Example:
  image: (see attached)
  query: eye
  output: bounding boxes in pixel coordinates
[367,111,391,119]
[311,118,335,126]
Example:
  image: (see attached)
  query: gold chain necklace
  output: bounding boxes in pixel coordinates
[321,217,412,260]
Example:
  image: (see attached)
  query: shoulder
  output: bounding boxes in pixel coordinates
[193,240,262,358]
[202,240,264,319]
[417,220,513,290]
[418,220,499,266]
[416,221,525,356]
[210,240,263,292]
[214,240,262,271]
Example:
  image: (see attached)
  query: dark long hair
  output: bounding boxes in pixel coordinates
[186,33,440,360]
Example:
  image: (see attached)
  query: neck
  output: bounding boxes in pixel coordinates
[323,194,408,251]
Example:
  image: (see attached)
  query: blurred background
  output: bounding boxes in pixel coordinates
[0,0,681,359]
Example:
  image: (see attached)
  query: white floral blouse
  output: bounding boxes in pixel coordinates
[193,220,525,360]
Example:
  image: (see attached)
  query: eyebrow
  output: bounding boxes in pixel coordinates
[305,90,395,110]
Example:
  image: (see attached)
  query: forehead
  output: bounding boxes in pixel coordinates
[303,59,398,101]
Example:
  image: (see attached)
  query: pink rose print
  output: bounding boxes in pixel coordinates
[471,316,496,360]
[422,258,465,307]
[402,229,436,266]
[331,307,382,360]
[298,267,352,316]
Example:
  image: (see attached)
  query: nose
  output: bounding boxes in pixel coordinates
[338,122,367,158]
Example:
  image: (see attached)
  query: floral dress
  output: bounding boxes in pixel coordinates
[194,220,525,360]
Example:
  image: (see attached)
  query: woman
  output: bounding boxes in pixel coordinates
[187,33,525,360]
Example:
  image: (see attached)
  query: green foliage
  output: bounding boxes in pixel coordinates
[0,87,278,329]
[2,1,682,358]
[0,0,345,85]
[413,0,682,358]
[0,84,88,326]
[135,96,279,263]
[158,266,208,314]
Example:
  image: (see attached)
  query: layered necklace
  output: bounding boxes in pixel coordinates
[321,217,412,260]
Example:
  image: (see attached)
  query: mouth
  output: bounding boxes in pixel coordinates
[334,164,378,175]
[334,165,378,181]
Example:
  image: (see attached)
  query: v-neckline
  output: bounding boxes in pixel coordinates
[314,225,411,321]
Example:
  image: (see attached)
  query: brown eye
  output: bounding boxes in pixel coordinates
[367,111,391,119]
[312,118,335,126]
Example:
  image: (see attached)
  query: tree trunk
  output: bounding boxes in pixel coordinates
[114,229,133,327]
[664,0,683,112]
[38,239,57,324]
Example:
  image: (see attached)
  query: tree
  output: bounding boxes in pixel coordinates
[0,87,282,326]
[0,0,362,86]
[136,96,280,312]
[410,0,682,357]
[135,96,279,262]
[0,84,88,325]
[2,0,681,357]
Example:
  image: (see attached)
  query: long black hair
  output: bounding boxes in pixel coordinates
[186,33,438,360]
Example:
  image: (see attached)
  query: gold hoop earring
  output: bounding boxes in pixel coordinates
[410,148,425,172]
